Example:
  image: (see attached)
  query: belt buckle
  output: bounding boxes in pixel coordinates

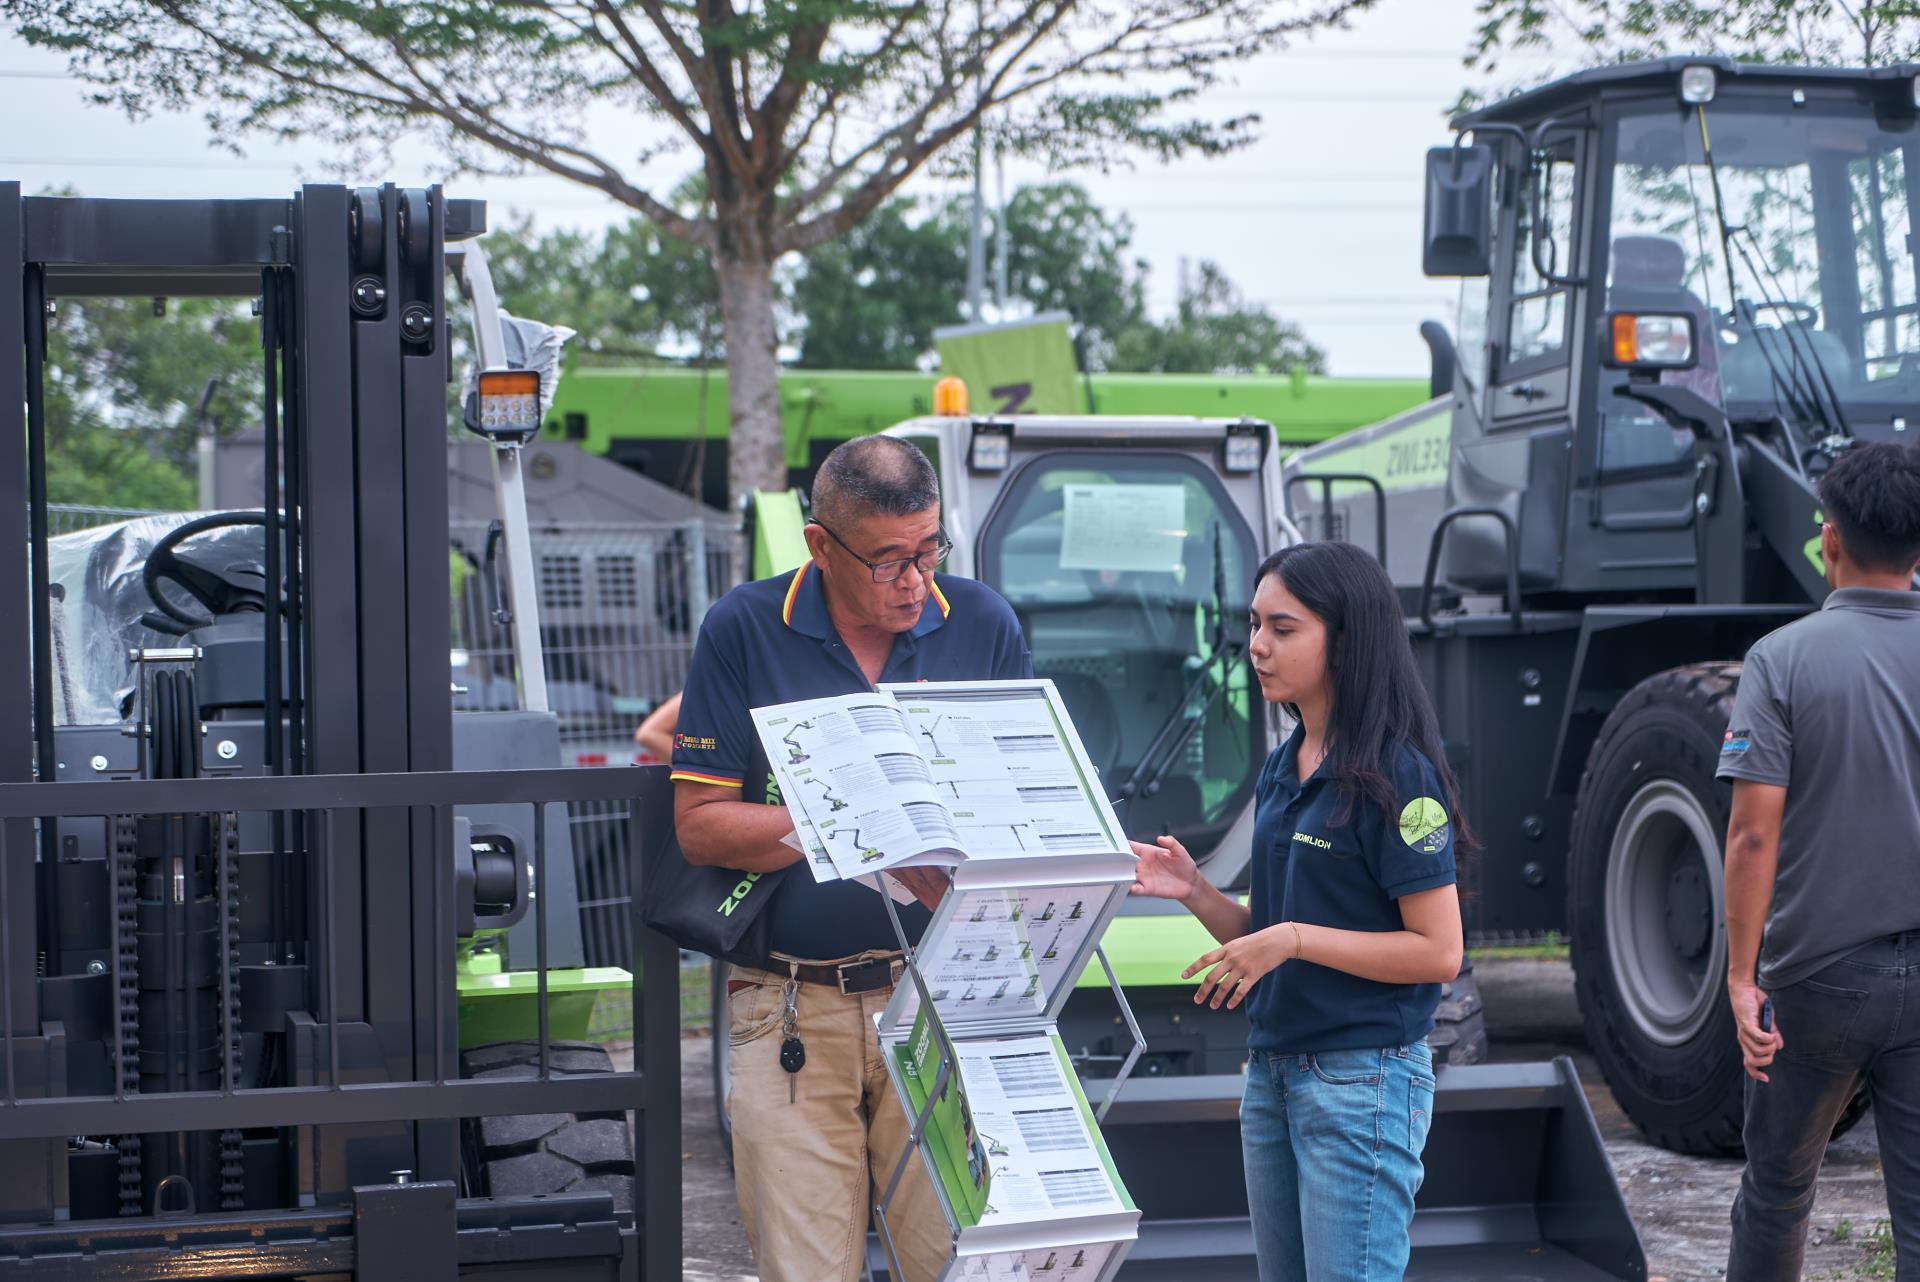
[836,956,902,996]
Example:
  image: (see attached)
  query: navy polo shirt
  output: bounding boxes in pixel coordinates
[1245,726,1458,1054]
[671,560,1033,961]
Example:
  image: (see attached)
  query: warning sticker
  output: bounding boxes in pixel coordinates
[1398,797,1451,854]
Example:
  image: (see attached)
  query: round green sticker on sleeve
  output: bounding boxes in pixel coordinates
[1398,797,1450,854]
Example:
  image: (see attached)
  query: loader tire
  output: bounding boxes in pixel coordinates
[1427,952,1488,1066]
[1569,663,1865,1156]
[460,1041,634,1213]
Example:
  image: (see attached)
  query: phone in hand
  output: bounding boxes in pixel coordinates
[1760,995,1774,1034]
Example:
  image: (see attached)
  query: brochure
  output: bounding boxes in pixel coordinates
[751,680,1126,882]
[955,1034,1129,1226]
[895,1006,992,1227]
[905,881,1121,1025]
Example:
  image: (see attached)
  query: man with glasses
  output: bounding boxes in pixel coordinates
[672,434,1031,1282]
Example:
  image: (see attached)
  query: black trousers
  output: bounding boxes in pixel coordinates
[1729,931,1920,1282]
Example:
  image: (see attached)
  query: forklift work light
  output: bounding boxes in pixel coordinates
[1604,312,1697,370]
[1222,422,1265,473]
[467,368,543,443]
[969,422,1012,472]
[1679,65,1717,105]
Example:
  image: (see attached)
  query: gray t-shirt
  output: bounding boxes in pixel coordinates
[1716,588,1920,987]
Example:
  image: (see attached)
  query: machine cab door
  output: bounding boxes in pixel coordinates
[1491,127,1584,421]
[1442,122,1587,596]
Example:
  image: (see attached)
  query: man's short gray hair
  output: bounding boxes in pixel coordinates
[811,435,939,529]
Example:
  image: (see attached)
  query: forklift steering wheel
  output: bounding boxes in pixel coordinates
[142,511,271,629]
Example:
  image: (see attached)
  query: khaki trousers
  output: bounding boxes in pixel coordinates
[727,962,952,1282]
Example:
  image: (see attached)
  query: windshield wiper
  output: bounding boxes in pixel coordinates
[1691,106,1851,446]
[1112,521,1242,821]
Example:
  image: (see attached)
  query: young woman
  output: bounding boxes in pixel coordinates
[1132,540,1467,1282]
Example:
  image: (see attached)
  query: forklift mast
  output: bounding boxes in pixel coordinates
[0,184,678,1279]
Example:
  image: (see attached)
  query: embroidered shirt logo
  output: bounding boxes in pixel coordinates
[674,733,718,752]
[1293,831,1333,850]
[1722,728,1752,755]
[1398,797,1451,854]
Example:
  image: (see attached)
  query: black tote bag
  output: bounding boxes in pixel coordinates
[634,765,790,966]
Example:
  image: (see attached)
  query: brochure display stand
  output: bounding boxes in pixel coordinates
[748,678,1148,1281]
[846,682,1148,1282]
[873,859,1145,1282]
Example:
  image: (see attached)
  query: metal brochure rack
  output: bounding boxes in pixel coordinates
[873,852,1147,1282]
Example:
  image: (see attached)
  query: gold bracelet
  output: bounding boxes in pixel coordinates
[1289,921,1304,962]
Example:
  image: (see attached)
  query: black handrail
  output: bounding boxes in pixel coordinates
[1418,506,1523,634]
[1284,473,1389,565]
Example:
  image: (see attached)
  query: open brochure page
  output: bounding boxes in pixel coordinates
[895,1008,990,1226]
[907,885,1114,1024]
[956,1035,1127,1225]
[891,688,1123,861]
[752,694,963,880]
[950,1243,1116,1280]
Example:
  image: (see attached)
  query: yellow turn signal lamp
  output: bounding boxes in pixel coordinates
[1603,312,1697,372]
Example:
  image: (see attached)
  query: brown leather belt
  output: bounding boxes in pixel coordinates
[773,953,904,995]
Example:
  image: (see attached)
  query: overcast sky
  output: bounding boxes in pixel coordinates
[0,0,1559,378]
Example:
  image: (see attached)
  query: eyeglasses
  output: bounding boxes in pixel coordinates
[809,518,952,583]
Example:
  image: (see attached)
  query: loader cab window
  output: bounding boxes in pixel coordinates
[977,452,1262,861]
[1605,101,1920,428]
[1504,148,1579,370]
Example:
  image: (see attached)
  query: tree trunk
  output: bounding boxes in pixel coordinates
[714,248,785,506]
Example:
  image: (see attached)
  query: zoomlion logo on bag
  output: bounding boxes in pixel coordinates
[1398,797,1450,854]
[718,872,764,916]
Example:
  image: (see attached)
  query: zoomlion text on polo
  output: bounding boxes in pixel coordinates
[1246,727,1458,1053]
[1715,587,1920,989]
[670,561,1033,961]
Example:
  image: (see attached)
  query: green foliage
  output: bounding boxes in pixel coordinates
[790,195,967,369]
[10,0,1377,496]
[1110,261,1327,376]
[789,181,1150,370]
[43,296,257,509]
[489,180,1319,376]
[1468,1,1920,85]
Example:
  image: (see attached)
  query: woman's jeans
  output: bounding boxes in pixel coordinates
[1242,1043,1436,1282]
[1728,931,1920,1282]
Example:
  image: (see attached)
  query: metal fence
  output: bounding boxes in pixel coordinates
[47,504,737,1007]
[47,503,170,537]
[449,519,734,989]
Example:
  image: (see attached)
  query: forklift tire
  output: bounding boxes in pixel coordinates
[460,1041,635,1213]
[1427,952,1488,1066]
[1569,663,1865,1156]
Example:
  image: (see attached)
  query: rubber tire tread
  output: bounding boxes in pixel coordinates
[1568,662,1866,1157]
[460,1041,634,1214]
[1428,952,1488,1066]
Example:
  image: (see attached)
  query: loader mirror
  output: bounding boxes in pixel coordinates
[1602,311,1697,372]
[1423,143,1496,277]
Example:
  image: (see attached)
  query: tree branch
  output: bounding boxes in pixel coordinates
[503,0,716,153]
[783,0,1063,220]
[632,0,755,175]
[181,2,713,244]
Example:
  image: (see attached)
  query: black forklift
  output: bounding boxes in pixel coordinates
[0,185,681,1278]
[1290,56,1918,1155]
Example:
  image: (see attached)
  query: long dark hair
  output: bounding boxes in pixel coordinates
[1256,541,1472,847]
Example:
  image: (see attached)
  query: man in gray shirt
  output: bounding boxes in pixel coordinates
[1720,440,1920,1282]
